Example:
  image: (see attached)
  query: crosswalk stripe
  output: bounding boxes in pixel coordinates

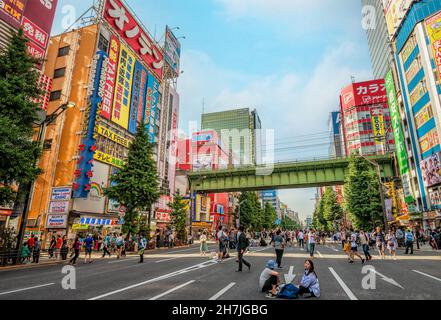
[148,280,195,300]
[412,270,441,283]
[0,283,55,296]
[317,251,323,258]
[328,267,358,300]
[209,282,236,300]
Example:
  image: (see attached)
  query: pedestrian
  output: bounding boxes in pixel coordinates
[102,234,111,258]
[297,259,320,298]
[200,231,209,256]
[405,228,414,254]
[217,226,227,262]
[308,230,316,257]
[54,235,62,260]
[27,233,35,257]
[84,234,94,263]
[69,236,81,265]
[20,242,30,264]
[48,235,56,259]
[259,260,280,298]
[373,226,386,259]
[116,233,124,259]
[349,230,365,264]
[32,237,41,263]
[298,230,304,249]
[236,225,251,272]
[272,230,285,269]
[386,230,398,260]
[138,234,147,263]
[359,230,372,261]
[396,227,404,248]
[60,235,68,261]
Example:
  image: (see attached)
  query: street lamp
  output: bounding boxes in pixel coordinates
[14,101,75,264]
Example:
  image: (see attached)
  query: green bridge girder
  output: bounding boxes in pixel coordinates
[188,154,396,193]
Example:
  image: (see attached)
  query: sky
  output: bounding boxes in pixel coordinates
[52,0,374,222]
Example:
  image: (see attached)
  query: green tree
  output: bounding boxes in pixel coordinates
[312,196,326,231]
[322,187,343,232]
[0,29,43,206]
[237,192,263,230]
[105,124,160,238]
[344,154,383,230]
[263,202,277,230]
[281,215,299,231]
[168,193,188,242]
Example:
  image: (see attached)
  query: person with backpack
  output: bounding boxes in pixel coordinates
[272,230,285,269]
[102,234,111,258]
[297,259,320,298]
[236,225,251,272]
[359,230,372,261]
[404,229,414,254]
[259,260,281,298]
[20,242,30,264]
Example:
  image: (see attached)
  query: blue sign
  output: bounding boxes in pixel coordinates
[128,61,148,134]
[261,190,277,198]
[145,72,160,143]
[331,111,341,135]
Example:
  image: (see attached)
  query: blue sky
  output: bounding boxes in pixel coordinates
[52,0,374,222]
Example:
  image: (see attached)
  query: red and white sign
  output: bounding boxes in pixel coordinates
[26,41,45,61]
[46,214,68,229]
[32,71,52,111]
[101,35,120,119]
[341,79,388,110]
[156,210,171,223]
[22,16,48,49]
[49,201,69,214]
[103,0,164,79]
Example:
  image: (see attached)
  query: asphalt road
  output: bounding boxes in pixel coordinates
[1,242,440,300]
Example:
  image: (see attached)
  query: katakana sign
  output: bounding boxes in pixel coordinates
[341,79,388,110]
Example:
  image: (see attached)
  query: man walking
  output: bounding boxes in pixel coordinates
[138,234,147,263]
[405,229,414,254]
[298,230,304,249]
[84,234,94,264]
[217,226,227,262]
[272,230,285,269]
[236,226,251,272]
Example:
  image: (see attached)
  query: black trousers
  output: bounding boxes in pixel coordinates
[102,246,111,257]
[275,249,284,267]
[405,241,413,254]
[70,249,79,264]
[237,251,250,271]
[262,275,278,292]
[299,286,315,297]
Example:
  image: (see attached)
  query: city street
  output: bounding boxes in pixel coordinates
[1,243,440,300]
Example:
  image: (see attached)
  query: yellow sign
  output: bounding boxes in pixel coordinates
[419,129,440,154]
[384,182,397,216]
[94,125,130,148]
[94,150,125,169]
[426,12,441,78]
[371,109,385,144]
[192,222,213,229]
[72,224,89,230]
[111,43,135,129]
[415,104,433,129]
[409,82,426,106]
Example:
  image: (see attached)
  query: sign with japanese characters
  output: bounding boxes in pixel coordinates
[164,25,181,75]
[405,58,421,84]
[155,210,171,223]
[145,71,160,142]
[409,82,427,106]
[383,0,414,39]
[94,125,130,148]
[400,35,416,63]
[103,0,163,79]
[111,43,135,130]
[341,79,387,110]
[94,150,125,169]
[101,35,119,120]
[0,0,27,29]
[371,108,385,144]
[426,12,441,80]
[419,128,439,155]
[128,60,148,134]
[415,104,433,129]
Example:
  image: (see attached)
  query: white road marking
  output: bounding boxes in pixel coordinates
[155,257,181,263]
[89,260,217,300]
[370,269,404,289]
[328,267,358,300]
[148,280,195,300]
[0,283,55,296]
[284,266,296,284]
[108,257,139,264]
[317,251,324,258]
[209,282,236,300]
[413,270,441,283]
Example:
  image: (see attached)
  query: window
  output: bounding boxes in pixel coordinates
[58,46,70,57]
[98,34,109,53]
[49,90,62,101]
[43,139,52,150]
[53,67,66,79]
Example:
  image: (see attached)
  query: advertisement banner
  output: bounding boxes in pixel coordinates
[405,58,421,83]
[420,152,441,187]
[94,125,130,148]
[101,35,119,120]
[383,0,414,39]
[156,210,171,223]
[49,201,69,214]
[73,162,109,214]
[401,36,416,63]
[94,150,125,169]
[385,70,414,203]
[371,108,385,144]
[419,129,439,154]
[341,79,387,110]
[415,104,433,129]
[164,25,181,75]
[103,0,163,79]
[128,60,148,134]
[426,11,441,79]
[409,82,426,106]
[384,182,397,217]
[46,214,68,229]
[51,187,72,201]
[111,43,135,130]
[168,87,179,194]
[145,72,160,142]
[429,189,441,209]
[193,155,212,172]
[0,0,27,29]
[331,111,341,135]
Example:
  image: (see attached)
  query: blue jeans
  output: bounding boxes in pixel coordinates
[362,244,371,259]
[309,243,315,257]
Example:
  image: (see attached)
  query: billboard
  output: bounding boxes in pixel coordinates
[419,128,439,154]
[0,0,27,29]
[426,11,441,80]
[193,155,212,171]
[341,79,387,110]
[383,0,414,39]
[103,0,163,79]
[385,70,414,203]
[429,189,441,209]
[101,35,119,120]
[94,150,125,169]
[261,190,277,198]
[46,214,68,229]
[168,88,179,194]
[94,125,130,148]
[48,201,69,214]
[73,162,109,214]
[420,152,441,188]
[51,187,72,201]
[415,105,433,129]
[164,25,181,75]
[371,108,385,144]
[145,71,160,142]
[331,111,341,135]
[128,60,148,134]
[111,43,135,129]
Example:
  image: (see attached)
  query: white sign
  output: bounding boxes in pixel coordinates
[46,214,68,229]
[51,187,72,201]
[49,201,69,214]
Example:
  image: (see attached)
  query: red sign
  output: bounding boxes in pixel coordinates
[341,79,387,110]
[101,35,119,119]
[0,209,12,216]
[31,71,52,110]
[26,41,45,60]
[156,210,171,223]
[21,16,48,49]
[22,0,58,41]
[0,0,27,29]
[103,0,164,79]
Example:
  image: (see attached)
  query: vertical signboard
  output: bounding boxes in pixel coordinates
[168,88,179,194]
[111,43,135,130]
[426,12,441,80]
[385,70,414,203]
[101,35,119,120]
[164,25,181,75]
[371,107,385,145]
[128,60,148,134]
[145,71,160,142]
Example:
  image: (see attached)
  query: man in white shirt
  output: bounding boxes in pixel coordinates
[298,231,304,248]
[217,226,227,262]
[308,230,316,257]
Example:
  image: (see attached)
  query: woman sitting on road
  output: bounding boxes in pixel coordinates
[298,259,320,298]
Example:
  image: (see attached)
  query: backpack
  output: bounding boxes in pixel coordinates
[406,233,414,242]
[277,284,299,299]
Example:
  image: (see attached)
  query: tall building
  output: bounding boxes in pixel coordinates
[362,0,395,79]
[260,190,281,220]
[328,111,345,158]
[201,108,262,165]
